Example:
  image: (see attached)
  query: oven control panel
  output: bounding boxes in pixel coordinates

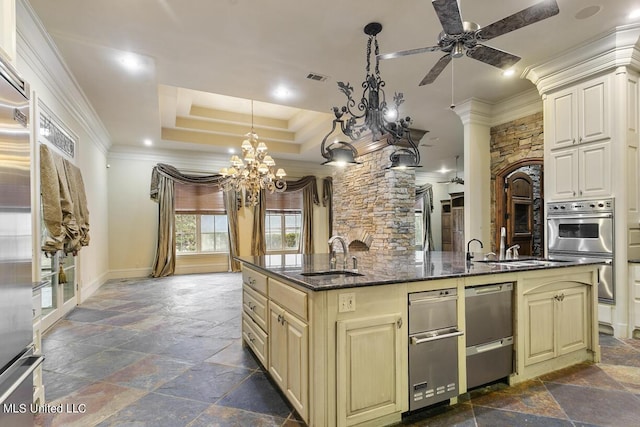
[547,198,614,215]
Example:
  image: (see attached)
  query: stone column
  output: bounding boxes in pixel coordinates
[454,99,492,249]
[331,145,416,254]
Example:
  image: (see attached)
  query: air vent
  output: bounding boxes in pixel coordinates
[306,72,328,82]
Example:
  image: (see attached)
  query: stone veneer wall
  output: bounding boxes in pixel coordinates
[490,111,544,253]
[332,145,416,254]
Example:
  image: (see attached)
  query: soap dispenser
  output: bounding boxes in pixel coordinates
[499,227,506,260]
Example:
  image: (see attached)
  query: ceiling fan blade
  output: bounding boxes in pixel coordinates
[377,45,440,61]
[432,0,464,35]
[467,45,521,69]
[419,54,452,86]
[477,0,560,41]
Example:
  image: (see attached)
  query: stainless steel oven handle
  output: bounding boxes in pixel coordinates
[0,355,44,405]
[548,213,613,219]
[410,330,464,345]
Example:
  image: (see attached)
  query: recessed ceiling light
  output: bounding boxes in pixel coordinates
[273,86,291,99]
[502,69,516,77]
[143,138,152,146]
[574,5,601,20]
[439,166,450,174]
[228,148,235,154]
[630,9,640,20]
[119,53,143,73]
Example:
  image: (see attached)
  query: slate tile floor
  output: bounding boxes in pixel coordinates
[35,273,640,427]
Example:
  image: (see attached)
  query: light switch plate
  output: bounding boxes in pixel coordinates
[339,293,356,312]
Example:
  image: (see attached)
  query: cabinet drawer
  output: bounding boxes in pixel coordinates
[243,284,268,331]
[243,268,268,295]
[269,278,308,321]
[242,312,268,367]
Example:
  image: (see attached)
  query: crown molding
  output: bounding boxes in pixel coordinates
[16,0,111,155]
[490,88,542,127]
[524,24,640,94]
[107,145,332,179]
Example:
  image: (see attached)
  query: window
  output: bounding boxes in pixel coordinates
[266,211,302,252]
[265,190,303,253]
[176,214,229,253]
[174,182,229,254]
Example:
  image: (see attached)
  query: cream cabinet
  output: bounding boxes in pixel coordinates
[241,268,269,367]
[546,75,611,150]
[523,285,589,367]
[0,0,16,63]
[545,74,612,201]
[336,313,403,427]
[267,278,309,423]
[548,140,611,199]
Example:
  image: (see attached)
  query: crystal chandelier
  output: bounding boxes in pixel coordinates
[220,100,287,205]
[320,22,420,169]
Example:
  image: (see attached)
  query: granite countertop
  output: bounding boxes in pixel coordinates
[238,251,604,291]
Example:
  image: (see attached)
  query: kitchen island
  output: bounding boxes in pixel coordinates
[238,251,601,427]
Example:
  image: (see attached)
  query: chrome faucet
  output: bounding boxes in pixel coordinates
[328,235,349,270]
[466,239,483,261]
[505,244,520,260]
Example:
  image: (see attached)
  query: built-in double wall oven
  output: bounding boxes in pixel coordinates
[546,198,614,303]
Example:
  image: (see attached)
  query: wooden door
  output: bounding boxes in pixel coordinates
[506,172,534,256]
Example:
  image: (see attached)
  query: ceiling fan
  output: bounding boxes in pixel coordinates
[438,155,464,185]
[378,0,560,85]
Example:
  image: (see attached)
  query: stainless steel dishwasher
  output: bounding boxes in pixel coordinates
[408,288,463,411]
[465,282,513,389]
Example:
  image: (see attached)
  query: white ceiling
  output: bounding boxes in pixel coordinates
[27,0,640,175]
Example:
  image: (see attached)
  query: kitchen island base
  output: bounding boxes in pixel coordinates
[240,253,600,427]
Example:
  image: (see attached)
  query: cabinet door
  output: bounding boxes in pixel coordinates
[578,140,611,198]
[579,75,611,144]
[268,301,287,390]
[557,286,588,355]
[548,88,578,149]
[548,148,579,200]
[284,312,308,421]
[268,301,309,422]
[523,290,556,366]
[336,314,403,427]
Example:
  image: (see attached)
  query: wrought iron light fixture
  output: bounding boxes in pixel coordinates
[320,22,421,169]
[220,100,287,205]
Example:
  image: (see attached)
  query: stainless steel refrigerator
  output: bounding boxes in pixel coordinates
[0,56,43,426]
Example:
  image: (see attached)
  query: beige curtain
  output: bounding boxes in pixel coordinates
[40,144,90,255]
[251,190,266,256]
[301,184,315,254]
[151,174,176,277]
[323,177,333,238]
[224,190,241,271]
[150,163,227,276]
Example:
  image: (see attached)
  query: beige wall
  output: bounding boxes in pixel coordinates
[17,0,111,301]
[107,150,331,278]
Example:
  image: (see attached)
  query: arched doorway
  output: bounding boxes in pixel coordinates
[495,159,544,257]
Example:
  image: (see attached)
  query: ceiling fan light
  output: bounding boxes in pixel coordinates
[451,42,464,58]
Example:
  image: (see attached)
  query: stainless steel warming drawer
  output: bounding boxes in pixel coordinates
[465,283,513,389]
[408,288,463,411]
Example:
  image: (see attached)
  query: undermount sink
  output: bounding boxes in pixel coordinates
[300,270,364,277]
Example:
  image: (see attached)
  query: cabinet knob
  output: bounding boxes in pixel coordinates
[396,318,403,329]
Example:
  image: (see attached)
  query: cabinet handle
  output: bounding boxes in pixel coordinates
[579,136,583,143]
[397,318,403,329]
[579,190,582,196]
[573,138,576,144]
[249,278,256,286]
[248,332,255,343]
[572,191,576,196]
[277,314,282,324]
